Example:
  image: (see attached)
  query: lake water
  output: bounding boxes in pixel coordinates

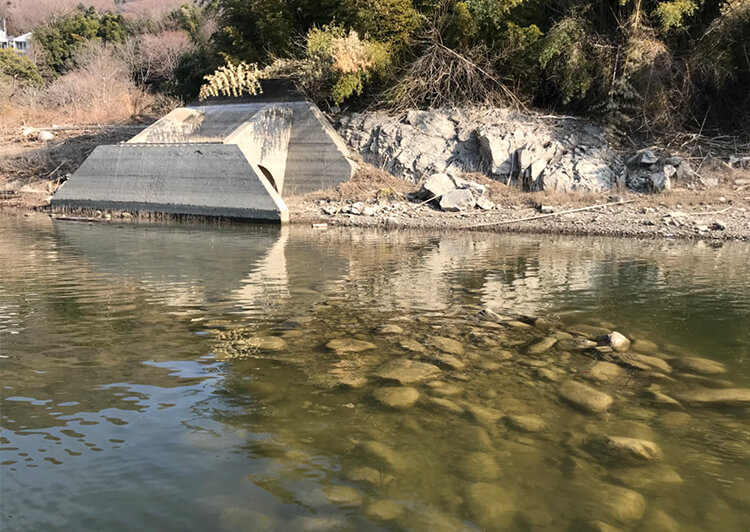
[1,214,750,531]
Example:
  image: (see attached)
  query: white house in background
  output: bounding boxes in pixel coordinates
[0,29,33,55]
[10,32,32,55]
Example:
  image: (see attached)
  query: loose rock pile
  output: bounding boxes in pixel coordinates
[413,172,494,212]
[625,149,702,192]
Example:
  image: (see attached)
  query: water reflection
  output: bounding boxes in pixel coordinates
[1,214,750,531]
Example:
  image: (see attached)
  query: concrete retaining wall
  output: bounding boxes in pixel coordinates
[50,144,288,222]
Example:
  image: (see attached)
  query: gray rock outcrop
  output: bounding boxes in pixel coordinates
[337,108,623,192]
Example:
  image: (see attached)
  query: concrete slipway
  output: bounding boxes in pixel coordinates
[50,81,356,223]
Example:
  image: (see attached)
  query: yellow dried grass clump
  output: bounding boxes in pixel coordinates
[198,61,264,101]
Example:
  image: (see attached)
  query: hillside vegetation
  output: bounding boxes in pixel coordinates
[0,1,748,140]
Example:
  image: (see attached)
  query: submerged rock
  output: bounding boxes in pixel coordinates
[326,338,377,353]
[583,483,646,524]
[609,464,683,489]
[583,361,628,384]
[505,414,547,433]
[465,403,503,426]
[429,336,465,355]
[669,357,728,375]
[465,483,516,530]
[613,352,671,373]
[242,336,288,352]
[559,380,614,414]
[373,386,420,409]
[429,353,466,370]
[557,337,598,351]
[526,337,558,355]
[364,500,406,522]
[373,358,441,384]
[378,324,404,334]
[457,452,500,481]
[567,324,612,339]
[672,387,750,407]
[399,338,426,353]
[585,435,662,463]
[357,441,406,471]
[639,508,681,532]
[323,485,364,507]
[346,466,395,489]
[427,396,464,414]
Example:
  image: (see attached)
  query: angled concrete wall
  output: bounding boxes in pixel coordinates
[51,80,356,222]
[50,144,288,222]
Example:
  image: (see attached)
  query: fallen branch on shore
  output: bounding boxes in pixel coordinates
[467,200,636,229]
[688,206,732,216]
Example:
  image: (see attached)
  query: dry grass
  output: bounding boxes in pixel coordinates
[286,162,416,205]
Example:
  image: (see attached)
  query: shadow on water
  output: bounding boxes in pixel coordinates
[1,214,750,531]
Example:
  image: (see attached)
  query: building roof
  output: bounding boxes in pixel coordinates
[13,33,32,41]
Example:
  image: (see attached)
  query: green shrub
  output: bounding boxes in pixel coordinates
[0,49,43,87]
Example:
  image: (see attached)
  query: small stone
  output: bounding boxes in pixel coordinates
[609,465,683,490]
[427,396,464,414]
[583,361,628,384]
[357,441,405,471]
[639,508,680,532]
[673,387,750,407]
[669,356,727,375]
[361,206,377,216]
[539,205,555,214]
[399,338,426,353]
[567,324,612,339]
[613,352,671,373]
[378,324,404,334]
[583,483,646,524]
[646,389,683,410]
[506,320,533,329]
[373,387,420,409]
[710,220,727,231]
[322,206,337,216]
[427,381,464,396]
[37,130,55,142]
[429,336,464,355]
[440,188,476,211]
[323,485,364,507]
[373,358,441,384]
[557,337,597,350]
[457,452,500,481]
[430,353,466,370]
[364,500,405,522]
[420,173,456,200]
[526,336,558,355]
[465,483,516,530]
[585,435,662,463]
[465,404,503,426]
[505,414,547,433]
[657,411,692,430]
[346,467,395,488]
[536,368,560,382]
[559,380,613,414]
[326,338,377,353]
[242,336,288,352]
[475,196,495,210]
[605,332,631,352]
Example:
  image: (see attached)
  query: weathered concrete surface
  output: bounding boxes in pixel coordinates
[52,80,355,222]
[50,144,288,222]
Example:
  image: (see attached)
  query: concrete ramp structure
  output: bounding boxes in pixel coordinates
[51,81,356,223]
